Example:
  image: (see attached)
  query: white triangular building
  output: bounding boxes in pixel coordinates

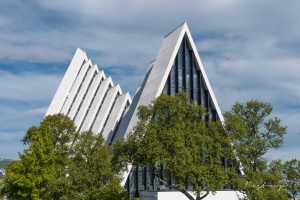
[46,22,242,200]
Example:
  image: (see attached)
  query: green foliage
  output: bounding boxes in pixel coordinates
[235,160,288,200]
[113,93,237,200]
[59,131,127,200]
[2,114,127,200]
[224,100,288,200]
[283,159,300,200]
[224,100,287,172]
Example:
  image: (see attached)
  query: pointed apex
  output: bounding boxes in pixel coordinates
[164,21,188,38]
[182,21,189,28]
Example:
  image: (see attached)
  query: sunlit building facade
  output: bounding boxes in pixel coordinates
[47,23,241,200]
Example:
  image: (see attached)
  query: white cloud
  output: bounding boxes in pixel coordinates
[0,70,62,102]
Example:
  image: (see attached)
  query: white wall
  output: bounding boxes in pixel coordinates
[157,191,243,200]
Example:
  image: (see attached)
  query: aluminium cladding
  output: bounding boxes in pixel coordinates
[46,48,131,144]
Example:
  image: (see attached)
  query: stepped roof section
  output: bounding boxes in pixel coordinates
[46,48,131,144]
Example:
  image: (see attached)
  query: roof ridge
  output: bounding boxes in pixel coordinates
[163,21,187,38]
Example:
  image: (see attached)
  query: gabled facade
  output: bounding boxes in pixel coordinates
[46,22,241,200]
[114,22,223,142]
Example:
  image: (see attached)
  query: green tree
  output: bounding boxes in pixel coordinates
[60,131,127,200]
[2,114,73,200]
[224,100,287,171]
[235,160,288,200]
[2,114,127,200]
[283,159,300,200]
[224,100,288,200]
[113,93,238,200]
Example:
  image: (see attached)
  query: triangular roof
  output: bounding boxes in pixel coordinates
[116,22,224,139]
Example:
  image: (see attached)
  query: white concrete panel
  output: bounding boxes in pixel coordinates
[68,66,96,120]
[102,93,131,142]
[80,77,113,132]
[121,24,185,139]
[46,48,87,115]
[113,66,152,142]
[73,71,105,129]
[60,60,91,115]
[91,85,122,134]
[157,191,243,200]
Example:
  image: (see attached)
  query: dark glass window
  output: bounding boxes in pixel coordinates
[193,65,198,102]
[185,42,191,98]
[177,46,183,91]
[163,78,168,94]
[182,39,186,90]
[175,55,179,93]
[170,64,176,95]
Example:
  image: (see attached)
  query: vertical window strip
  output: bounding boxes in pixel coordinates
[189,50,194,101]
[175,55,179,93]
[182,38,186,90]
[138,166,145,191]
[196,72,200,104]
[167,75,171,95]
[193,65,198,103]
[208,98,213,121]
[185,37,191,98]
[205,89,209,123]
[199,74,204,105]
[170,64,176,95]
[143,166,147,191]
[135,166,139,197]
[212,109,217,121]
[162,79,168,94]
[178,46,183,91]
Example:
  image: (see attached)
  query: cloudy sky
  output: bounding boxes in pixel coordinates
[0,0,299,160]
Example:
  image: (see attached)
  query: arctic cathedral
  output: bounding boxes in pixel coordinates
[46,23,241,200]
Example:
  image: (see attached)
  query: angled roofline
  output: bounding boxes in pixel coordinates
[121,22,225,140]
[156,22,224,122]
[46,48,88,115]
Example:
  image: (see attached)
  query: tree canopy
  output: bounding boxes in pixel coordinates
[279,159,300,200]
[2,114,127,200]
[113,93,238,200]
[225,100,289,200]
[224,100,287,172]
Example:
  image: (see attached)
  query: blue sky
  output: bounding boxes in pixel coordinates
[0,0,300,160]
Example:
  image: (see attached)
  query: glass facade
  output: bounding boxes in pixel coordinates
[162,34,218,119]
[128,34,221,198]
